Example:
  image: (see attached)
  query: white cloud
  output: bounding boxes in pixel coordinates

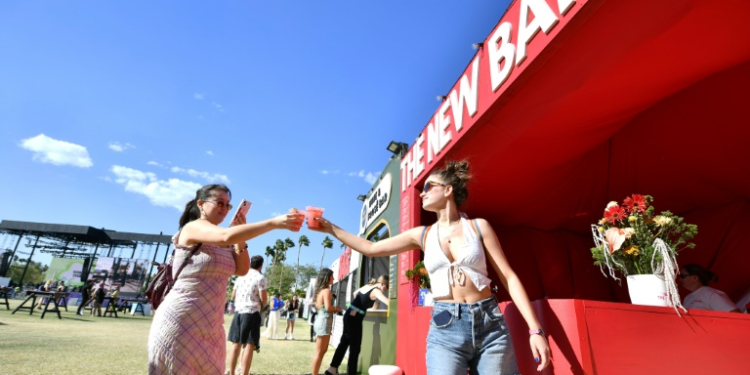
[147,161,165,168]
[108,142,135,152]
[194,93,204,100]
[110,165,201,210]
[348,169,377,184]
[170,166,230,183]
[270,211,282,217]
[211,102,225,113]
[364,172,377,185]
[19,134,93,168]
[321,170,329,175]
[206,151,214,156]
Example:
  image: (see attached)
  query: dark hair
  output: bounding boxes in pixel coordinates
[274,292,281,298]
[179,184,232,228]
[250,255,264,269]
[313,268,334,300]
[430,160,471,207]
[683,264,718,286]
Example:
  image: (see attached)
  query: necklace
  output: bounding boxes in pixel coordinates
[437,220,460,243]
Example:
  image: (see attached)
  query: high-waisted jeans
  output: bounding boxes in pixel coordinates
[426,297,520,375]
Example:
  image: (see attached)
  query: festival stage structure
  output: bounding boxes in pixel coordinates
[388,0,750,374]
[0,220,171,288]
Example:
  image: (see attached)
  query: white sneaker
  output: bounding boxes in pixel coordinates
[289,334,294,340]
[284,334,288,340]
[325,366,339,375]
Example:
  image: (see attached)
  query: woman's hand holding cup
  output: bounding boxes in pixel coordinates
[273,212,304,231]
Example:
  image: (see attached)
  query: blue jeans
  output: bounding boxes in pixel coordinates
[426,297,520,375]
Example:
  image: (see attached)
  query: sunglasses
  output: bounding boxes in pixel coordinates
[204,200,233,211]
[423,181,446,193]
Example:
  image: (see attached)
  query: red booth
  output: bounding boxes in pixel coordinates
[394,0,750,374]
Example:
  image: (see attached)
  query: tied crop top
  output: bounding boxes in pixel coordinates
[423,218,492,299]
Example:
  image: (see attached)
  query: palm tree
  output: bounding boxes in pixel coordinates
[295,235,310,291]
[276,238,294,293]
[320,236,333,269]
[265,245,276,280]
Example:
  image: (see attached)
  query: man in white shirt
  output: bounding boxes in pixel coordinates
[228,256,268,375]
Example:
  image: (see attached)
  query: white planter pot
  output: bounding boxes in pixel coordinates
[626,274,668,307]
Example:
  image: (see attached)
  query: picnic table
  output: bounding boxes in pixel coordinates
[0,287,10,310]
[119,298,150,316]
[102,296,118,318]
[12,290,70,319]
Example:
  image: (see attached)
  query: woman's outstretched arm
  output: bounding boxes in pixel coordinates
[311,216,425,257]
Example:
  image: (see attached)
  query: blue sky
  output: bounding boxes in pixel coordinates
[0,1,511,270]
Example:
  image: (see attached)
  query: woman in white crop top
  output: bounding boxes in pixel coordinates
[310,160,550,374]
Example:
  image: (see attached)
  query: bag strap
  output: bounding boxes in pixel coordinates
[420,225,432,249]
[172,243,203,282]
[470,219,483,242]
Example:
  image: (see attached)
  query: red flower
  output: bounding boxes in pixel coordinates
[624,194,647,213]
[604,204,626,225]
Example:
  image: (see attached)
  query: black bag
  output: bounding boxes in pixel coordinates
[145,243,202,310]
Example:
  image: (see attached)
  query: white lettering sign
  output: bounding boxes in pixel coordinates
[400,0,581,192]
[359,173,392,235]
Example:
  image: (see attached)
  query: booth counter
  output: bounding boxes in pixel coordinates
[400,300,749,375]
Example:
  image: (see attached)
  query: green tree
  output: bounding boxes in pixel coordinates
[296,264,319,290]
[265,245,276,281]
[264,263,296,297]
[295,235,310,291]
[8,260,48,285]
[320,236,333,269]
[275,239,294,293]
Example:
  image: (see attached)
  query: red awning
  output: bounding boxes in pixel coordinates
[423,0,750,302]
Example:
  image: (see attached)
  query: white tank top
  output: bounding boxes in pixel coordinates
[423,218,492,299]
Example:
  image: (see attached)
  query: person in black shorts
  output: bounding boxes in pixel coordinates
[227,256,268,375]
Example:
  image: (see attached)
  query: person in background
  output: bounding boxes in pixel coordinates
[227,255,268,375]
[34,280,52,310]
[147,184,303,375]
[108,285,121,311]
[263,292,284,340]
[680,264,739,312]
[284,294,300,340]
[735,284,750,313]
[91,282,106,317]
[308,301,318,343]
[310,160,551,374]
[325,275,389,375]
[311,268,341,375]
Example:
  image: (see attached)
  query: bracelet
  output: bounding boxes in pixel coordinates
[236,245,248,254]
[529,329,545,336]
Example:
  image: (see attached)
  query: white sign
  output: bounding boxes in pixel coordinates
[359,173,392,235]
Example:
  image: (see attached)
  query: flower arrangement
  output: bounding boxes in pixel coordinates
[591,194,698,278]
[404,260,430,289]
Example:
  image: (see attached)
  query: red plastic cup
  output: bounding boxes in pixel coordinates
[306,206,324,229]
[290,208,306,232]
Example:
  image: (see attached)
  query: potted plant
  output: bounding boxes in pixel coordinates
[591,194,698,312]
[404,260,431,307]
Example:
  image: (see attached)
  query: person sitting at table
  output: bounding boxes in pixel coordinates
[34,280,52,310]
[77,280,94,316]
[680,264,739,312]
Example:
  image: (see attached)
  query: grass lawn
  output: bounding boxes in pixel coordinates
[0,298,346,375]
